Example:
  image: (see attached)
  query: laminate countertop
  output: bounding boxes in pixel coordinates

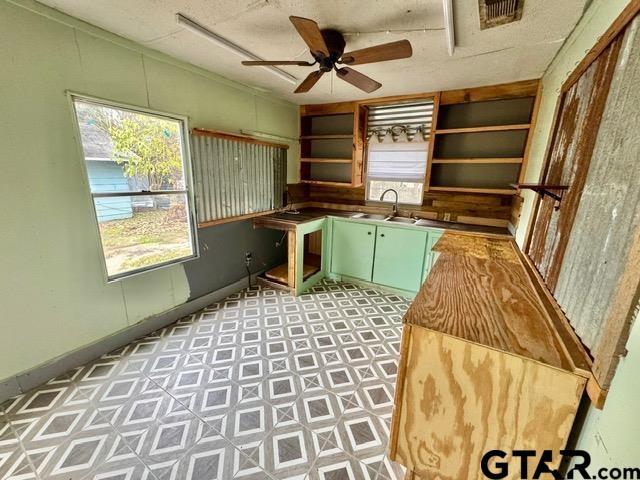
[253,208,511,236]
[403,232,592,375]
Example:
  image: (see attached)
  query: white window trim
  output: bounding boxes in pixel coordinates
[68,92,199,282]
[365,140,428,206]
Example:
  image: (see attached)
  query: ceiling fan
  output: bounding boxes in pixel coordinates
[241,16,413,94]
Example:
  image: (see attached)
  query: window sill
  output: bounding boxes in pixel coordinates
[198,209,280,229]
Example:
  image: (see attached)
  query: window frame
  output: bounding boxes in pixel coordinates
[68,92,199,282]
[364,140,428,207]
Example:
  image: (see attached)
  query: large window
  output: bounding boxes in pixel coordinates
[366,142,428,205]
[72,96,198,281]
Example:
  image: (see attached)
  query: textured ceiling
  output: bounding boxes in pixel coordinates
[39,0,588,104]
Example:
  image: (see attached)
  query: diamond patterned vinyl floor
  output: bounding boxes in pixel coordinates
[0,280,410,480]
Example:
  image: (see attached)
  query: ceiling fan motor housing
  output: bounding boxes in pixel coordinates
[316,29,346,71]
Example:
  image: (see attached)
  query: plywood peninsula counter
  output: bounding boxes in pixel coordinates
[389,232,593,480]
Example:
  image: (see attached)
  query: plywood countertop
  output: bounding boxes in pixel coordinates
[404,232,592,376]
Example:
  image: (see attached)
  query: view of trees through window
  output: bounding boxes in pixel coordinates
[367,180,425,205]
[73,99,196,280]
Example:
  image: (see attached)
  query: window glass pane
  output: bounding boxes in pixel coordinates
[367,141,428,181]
[367,180,424,205]
[94,193,194,278]
[73,97,197,281]
[366,140,427,206]
[74,101,186,193]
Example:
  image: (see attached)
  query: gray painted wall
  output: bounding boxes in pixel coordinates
[184,220,287,300]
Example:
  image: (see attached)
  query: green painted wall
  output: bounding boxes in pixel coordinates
[0,0,299,381]
[514,0,640,467]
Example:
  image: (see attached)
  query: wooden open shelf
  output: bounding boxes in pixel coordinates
[299,107,363,187]
[429,186,517,195]
[300,179,353,187]
[301,158,353,164]
[434,124,531,135]
[300,134,353,140]
[432,158,523,164]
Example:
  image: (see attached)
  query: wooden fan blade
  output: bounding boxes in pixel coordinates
[289,16,330,57]
[242,60,314,66]
[336,67,381,93]
[340,40,412,65]
[294,70,324,93]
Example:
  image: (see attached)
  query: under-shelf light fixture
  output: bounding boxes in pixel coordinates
[176,13,298,84]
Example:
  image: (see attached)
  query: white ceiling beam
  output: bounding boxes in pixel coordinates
[443,0,455,56]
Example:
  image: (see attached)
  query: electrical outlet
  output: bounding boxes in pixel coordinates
[443,212,451,222]
[245,251,253,266]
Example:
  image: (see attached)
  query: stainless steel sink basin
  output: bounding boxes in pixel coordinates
[385,216,417,224]
[351,213,388,220]
[352,213,418,224]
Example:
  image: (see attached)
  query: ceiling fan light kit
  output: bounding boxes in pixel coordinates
[243,16,413,94]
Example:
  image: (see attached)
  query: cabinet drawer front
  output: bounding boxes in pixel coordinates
[330,220,376,281]
[373,226,427,292]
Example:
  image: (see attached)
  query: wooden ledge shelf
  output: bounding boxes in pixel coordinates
[432,157,523,164]
[300,134,353,140]
[301,158,352,164]
[300,180,353,187]
[434,123,531,135]
[429,186,517,195]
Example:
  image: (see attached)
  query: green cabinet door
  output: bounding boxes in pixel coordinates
[331,220,376,281]
[422,230,444,283]
[373,226,427,292]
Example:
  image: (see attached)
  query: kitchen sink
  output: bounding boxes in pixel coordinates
[351,213,419,224]
[351,213,388,220]
[385,216,417,224]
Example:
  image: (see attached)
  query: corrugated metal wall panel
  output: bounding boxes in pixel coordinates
[190,135,287,223]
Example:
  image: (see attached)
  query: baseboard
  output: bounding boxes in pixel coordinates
[0,272,261,404]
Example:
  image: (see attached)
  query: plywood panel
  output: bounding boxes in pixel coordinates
[394,327,584,480]
[527,35,622,290]
[404,235,576,372]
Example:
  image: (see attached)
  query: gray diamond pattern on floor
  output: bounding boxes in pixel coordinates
[0,280,409,479]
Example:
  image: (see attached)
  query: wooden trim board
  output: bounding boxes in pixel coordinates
[191,128,289,150]
[198,209,279,228]
[561,0,640,93]
[439,79,539,105]
[424,92,441,193]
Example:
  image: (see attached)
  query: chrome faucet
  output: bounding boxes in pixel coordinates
[379,188,399,217]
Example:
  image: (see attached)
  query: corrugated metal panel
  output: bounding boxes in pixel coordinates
[367,100,434,140]
[190,134,286,223]
[554,18,640,350]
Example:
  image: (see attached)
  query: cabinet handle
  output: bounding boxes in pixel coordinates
[367,231,372,235]
[380,233,385,238]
